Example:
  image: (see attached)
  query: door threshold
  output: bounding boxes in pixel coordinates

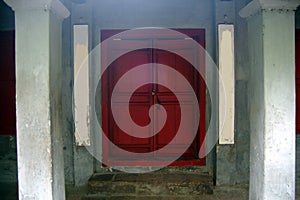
[102,158,205,167]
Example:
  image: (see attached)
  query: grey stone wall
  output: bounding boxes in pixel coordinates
[215,0,250,185]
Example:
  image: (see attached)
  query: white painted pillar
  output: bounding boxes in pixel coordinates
[3,0,70,199]
[240,0,300,199]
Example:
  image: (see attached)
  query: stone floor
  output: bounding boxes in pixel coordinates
[0,182,299,200]
[66,184,300,200]
[67,185,249,200]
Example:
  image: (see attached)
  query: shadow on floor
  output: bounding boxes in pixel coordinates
[0,182,18,200]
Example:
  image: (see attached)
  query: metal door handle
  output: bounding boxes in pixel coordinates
[152,89,156,96]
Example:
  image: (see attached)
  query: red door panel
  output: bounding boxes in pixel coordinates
[0,82,15,135]
[155,103,196,156]
[0,31,16,136]
[112,104,151,146]
[102,39,154,160]
[154,46,199,159]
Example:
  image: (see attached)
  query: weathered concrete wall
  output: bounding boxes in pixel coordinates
[247,10,265,196]
[9,0,69,197]
[246,7,296,199]
[50,10,67,200]
[296,7,300,196]
[296,7,300,29]
[230,0,250,185]
[1,0,78,188]
[215,0,250,185]
[91,0,214,57]
[16,9,56,198]
[69,0,94,187]
[65,0,254,187]
[61,0,76,186]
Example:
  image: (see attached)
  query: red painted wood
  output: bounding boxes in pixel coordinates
[296,29,300,134]
[0,31,16,135]
[153,47,198,158]
[101,40,154,160]
[101,29,205,166]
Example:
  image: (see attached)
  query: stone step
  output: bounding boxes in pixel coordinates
[87,172,213,197]
[82,194,216,200]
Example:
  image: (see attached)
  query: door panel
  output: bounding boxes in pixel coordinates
[154,40,199,158]
[108,49,152,94]
[102,40,154,159]
[154,40,198,93]
[0,82,16,135]
[112,103,151,145]
[0,31,16,136]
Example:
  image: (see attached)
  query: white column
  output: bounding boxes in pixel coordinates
[240,0,299,199]
[3,0,70,199]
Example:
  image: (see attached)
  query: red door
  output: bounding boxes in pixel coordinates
[101,29,205,166]
[0,31,16,136]
[296,29,300,134]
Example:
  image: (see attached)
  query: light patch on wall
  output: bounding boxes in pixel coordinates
[218,24,235,144]
[74,24,90,146]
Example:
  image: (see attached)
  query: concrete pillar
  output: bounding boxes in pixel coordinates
[3,0,70,199]
[240,0,300,199]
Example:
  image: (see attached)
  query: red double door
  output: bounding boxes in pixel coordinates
[101,30,205,166]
